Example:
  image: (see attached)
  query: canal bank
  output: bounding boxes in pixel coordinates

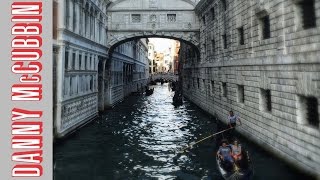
[54,84,312,180]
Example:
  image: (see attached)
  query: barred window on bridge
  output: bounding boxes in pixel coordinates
[167,14,176,22]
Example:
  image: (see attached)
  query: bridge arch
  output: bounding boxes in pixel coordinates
[106,0,201,54]
[107,33,200,56]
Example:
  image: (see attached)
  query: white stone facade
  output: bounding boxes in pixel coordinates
[53,0,149,138]
[180,0,320,177]
[106,0,200,50]
[53,0,110,138]
[107,39,149,106]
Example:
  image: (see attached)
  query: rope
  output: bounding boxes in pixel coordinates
[178,126,234,153]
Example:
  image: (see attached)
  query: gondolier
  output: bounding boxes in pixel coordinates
[228,111,241,128]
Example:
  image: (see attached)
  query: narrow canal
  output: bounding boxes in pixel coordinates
[54,84,311,180]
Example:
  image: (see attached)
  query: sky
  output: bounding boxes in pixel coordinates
[148,38,174,52]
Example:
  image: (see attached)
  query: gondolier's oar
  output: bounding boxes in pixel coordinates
[177,126,234,154]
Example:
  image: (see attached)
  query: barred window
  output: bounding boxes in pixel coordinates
[260,89,272,112]
[260,15,270,39]
[132,14,141,23]
[211,7,215,20]
[237,85,245,103]
[298,95,319,128]
[222,82,227,97]
[297,0,316,29]
[238,27,245,45]
[65,51,69,70]
[167,14,176,22]
[222,34,227,49]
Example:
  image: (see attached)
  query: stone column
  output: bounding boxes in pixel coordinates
[82,7,85,36]
[75,50,79,70]
[57,0,66,29]
[90,14,94,40]
[67,48,72,70]
[54,44,66,136]
[76,2,80,34]
[98,58,106,111]
[69,0,74,31]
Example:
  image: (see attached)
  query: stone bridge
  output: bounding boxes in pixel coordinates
[106,0,201,53]
[151,73,178,82]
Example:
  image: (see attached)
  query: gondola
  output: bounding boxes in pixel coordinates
[145,88,154,96]
[172,93,183,106]
[216,144,253,180]
[149,80,157,85]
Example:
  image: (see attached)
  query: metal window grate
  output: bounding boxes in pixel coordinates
[306,97,319,128]
[238,27,245,45]
[222,34,227,49]
[132,14,141,23]
[299,0,316,29]
[261,15,270,39]
[167,14,176,22]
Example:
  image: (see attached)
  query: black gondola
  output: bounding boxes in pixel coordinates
[172,93,183,106]
[145,87,154,96]
[216,143,254,180]
[149,80,157,85]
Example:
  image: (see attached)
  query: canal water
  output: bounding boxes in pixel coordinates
[54,84,312,180]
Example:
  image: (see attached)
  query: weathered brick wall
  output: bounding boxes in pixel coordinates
[181,0,320,177]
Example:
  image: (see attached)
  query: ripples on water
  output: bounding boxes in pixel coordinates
[54,84,312,180]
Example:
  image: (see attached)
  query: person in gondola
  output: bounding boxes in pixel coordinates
[228,111,241,128]
[217,141,234,164]
[231,140,242,161]
[228,111,241,138]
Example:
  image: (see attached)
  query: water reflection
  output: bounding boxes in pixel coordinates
[54,83,311,180]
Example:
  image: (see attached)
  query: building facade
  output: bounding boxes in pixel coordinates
[53,0,149,138]
[148,42,156,75]
[180,0,320,177]
[108,39,149,105]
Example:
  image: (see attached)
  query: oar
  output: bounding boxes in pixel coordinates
[177,127,234,154]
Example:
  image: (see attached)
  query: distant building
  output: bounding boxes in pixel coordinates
[148,42,156,75]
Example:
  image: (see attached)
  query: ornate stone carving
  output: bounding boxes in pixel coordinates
[150,14,157,22]
[61,94,98,130]
[149,0,158,8]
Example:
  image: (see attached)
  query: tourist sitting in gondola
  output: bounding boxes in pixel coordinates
[231,140,242,161]
[217,141,234,164]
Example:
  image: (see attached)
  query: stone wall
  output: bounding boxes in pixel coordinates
[180,0,320,178]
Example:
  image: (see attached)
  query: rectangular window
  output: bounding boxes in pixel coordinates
[202,79,206,90]
[65,51,69,70]
[193,78,196,88]
[211,39,215,55]
[237,27,245,45]
[79,54,82,70]
[260,89,272,112]
[197,78,200,89]
[260,15,270,39]
[298,0,316,29]
[72,53,76,70]
[167,14,176,22]
[222,82,227,97]
[297,96,319,128]
[222,34,227,49]
[132,14,141,23]
[203,43,207,57]
[202,16,206,25]
[221,0,227,11]
[211,7,215,20]
[211,80,215,95]
[84,55,88,70]
[237,85,245,103]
